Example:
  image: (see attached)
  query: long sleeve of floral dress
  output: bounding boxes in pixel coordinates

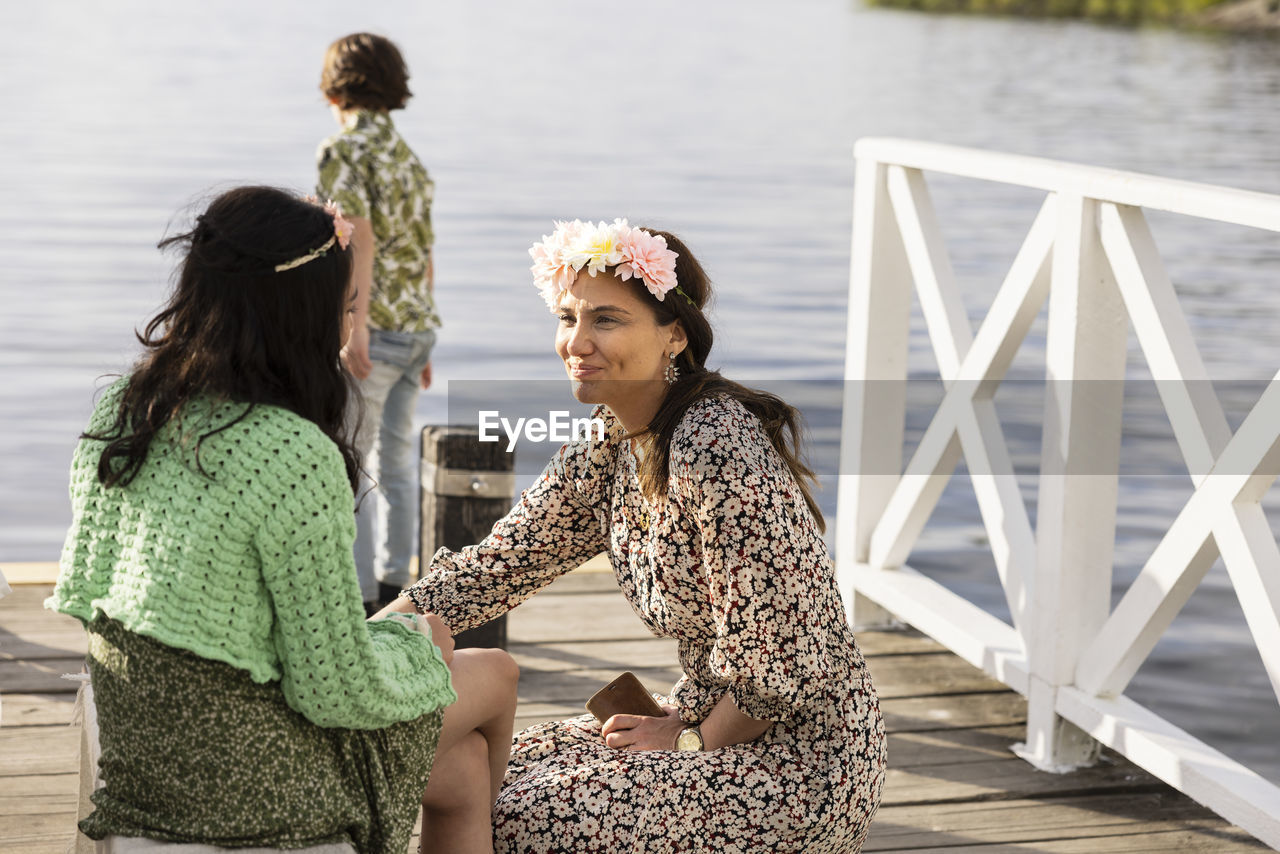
[404,413,619,631]
[670,399,837,723]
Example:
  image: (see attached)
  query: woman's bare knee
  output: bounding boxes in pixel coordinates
[455,647,518,685]
[435,647,519,755]
[453,648,518,712]
[480,648,519,700]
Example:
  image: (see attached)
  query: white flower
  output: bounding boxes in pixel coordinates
[566,220,626,276]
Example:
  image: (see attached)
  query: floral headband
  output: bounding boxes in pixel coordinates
[274,197,355,272]
[529,219,691,309]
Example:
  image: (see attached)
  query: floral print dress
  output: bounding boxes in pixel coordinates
[406,395,886,853]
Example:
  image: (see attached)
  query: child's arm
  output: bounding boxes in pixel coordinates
[341,216,376,379]
[419,257,435,389]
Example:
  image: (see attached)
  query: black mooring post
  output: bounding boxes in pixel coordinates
[419,425,515,649]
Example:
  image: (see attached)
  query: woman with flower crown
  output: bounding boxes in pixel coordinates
[46,186,520,854]
[380,219,886,853]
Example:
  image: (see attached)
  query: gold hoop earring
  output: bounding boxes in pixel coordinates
[664,352,679,385]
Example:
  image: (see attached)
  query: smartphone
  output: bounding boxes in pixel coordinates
[585,671,666,722]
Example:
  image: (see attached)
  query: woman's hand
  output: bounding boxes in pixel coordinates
[421,611,455,666]
[601,703,686,751]
[380,608,455,666]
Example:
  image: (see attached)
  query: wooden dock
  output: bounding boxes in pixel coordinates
[1,567,1269,853]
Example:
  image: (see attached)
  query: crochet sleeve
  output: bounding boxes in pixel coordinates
[257,466,456,730]
[316,136,370,220]
[404,407,620,632]
[672,401,834,723]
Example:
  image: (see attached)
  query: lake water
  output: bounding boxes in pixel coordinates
[3,0,1278,784]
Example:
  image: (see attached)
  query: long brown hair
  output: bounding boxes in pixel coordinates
[629,229,825,532]
[89,186,360,492]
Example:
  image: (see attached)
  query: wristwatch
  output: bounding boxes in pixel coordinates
[675,725,705,752]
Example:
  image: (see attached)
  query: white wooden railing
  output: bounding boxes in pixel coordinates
[836,138,1280,849]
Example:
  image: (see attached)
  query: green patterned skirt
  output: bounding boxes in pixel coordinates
[82,615,442,854]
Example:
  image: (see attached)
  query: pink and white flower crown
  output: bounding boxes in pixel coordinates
[529,219,687,309]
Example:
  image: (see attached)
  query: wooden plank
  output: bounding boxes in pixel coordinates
[0,785,77,814]
[0,563,60,585]
[0,587,83,661]
[882,754,1162,807]
[888,725,1041,766]
[507,638,678,674]
[856,628,947,657]
[0,773,78,854]
[1,812,79,851]
[506,592,658,643]
[507,608,945,660]
[0,585,66,629]
[900,827,1268,852]
[883,691,1026,732]
[0,772,78,798]
[2,694,77,727]
[864,652,1010,699]
[0,658,85,694]
[864,791,1243,851]
[3,839,83,854]
[0,631,88,661]
[0,726,78,777]
[0,585,59,609]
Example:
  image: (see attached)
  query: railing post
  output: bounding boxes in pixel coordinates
[1017,195,1128,770]
[836,155,913,628]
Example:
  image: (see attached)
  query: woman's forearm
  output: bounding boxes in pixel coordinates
[371,595,417,620]
[697,690,773,750]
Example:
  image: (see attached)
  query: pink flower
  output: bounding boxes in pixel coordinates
[616,227,678,300]
[324,201,355,250]
[529,220,587,308]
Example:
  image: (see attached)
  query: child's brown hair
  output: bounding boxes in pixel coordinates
[320,33,412,112]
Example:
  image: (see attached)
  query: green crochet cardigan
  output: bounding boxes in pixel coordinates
[48,379,456,729]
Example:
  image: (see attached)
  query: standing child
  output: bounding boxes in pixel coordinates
[317,32,440,614]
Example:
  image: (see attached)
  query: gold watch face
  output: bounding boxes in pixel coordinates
[676,727,703,751]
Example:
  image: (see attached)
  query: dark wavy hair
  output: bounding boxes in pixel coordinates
[89,186,359,492]
[627,229,825,532]
[320,33,412,112]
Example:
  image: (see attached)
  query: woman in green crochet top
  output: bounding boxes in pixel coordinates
[48,187,518,854]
